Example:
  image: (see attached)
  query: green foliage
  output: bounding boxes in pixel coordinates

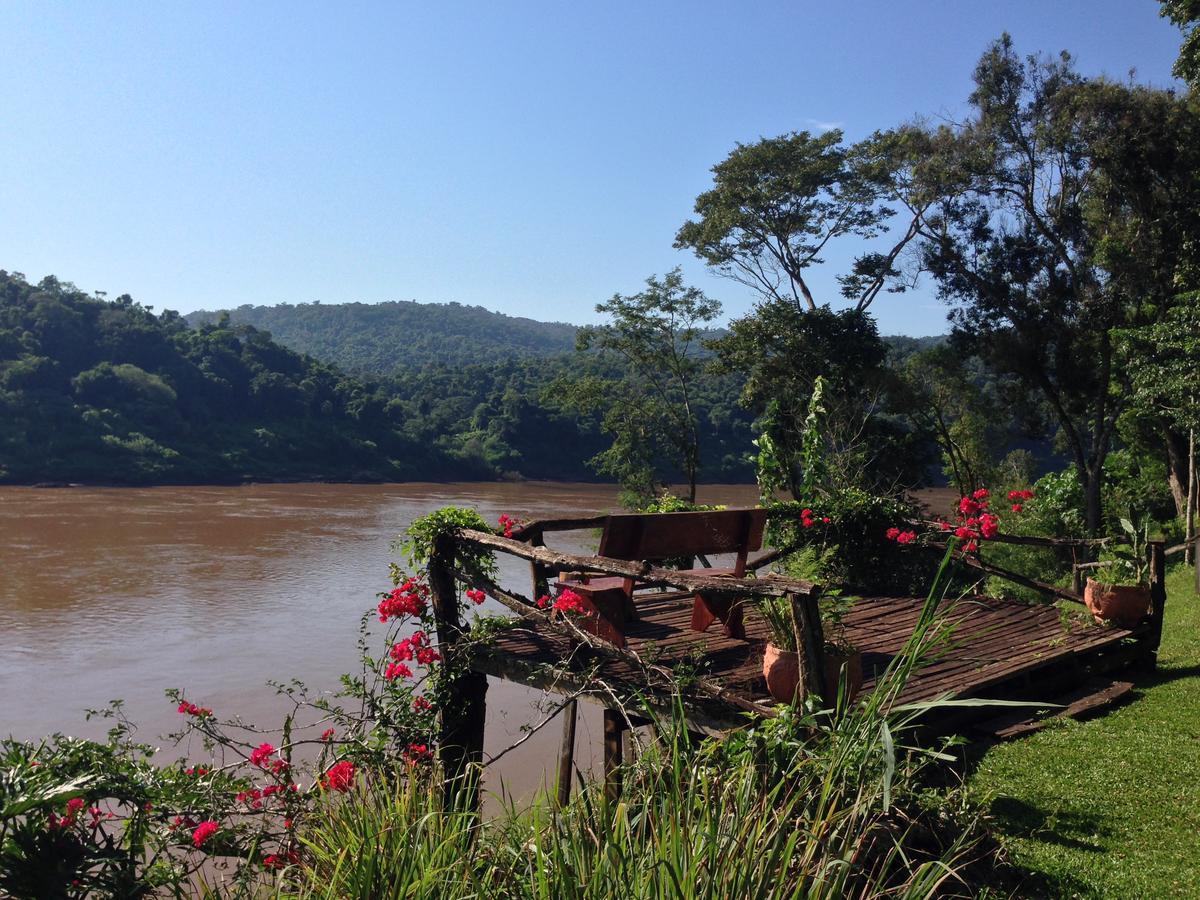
[767,490,935,595]
[559,269,721,504]
[901,36,1200,531]
[399,506,498,582]
[1161,1,1200,91]
[674,129,916,313]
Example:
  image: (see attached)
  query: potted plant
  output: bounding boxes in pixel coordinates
[1084,517,1152,627]
[758,591,862,704]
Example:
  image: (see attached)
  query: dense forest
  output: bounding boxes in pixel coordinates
[185,300,580,372]
[0,272,460,484]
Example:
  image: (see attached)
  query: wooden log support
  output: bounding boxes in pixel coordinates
[602,707,624,802]
[790,592,827,701]
[457,528,820,601]
[429,531,488,811]
[928,540,1085,604]
[1147,540,1168,668]
[555,698,578,808]
[527,527,550,600]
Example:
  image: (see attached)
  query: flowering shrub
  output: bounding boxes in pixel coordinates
[885,487,1034,553]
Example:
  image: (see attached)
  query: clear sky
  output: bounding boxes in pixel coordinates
[0,1,1185,336]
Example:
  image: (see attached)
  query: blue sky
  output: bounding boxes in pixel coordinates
[0,1,1185,336]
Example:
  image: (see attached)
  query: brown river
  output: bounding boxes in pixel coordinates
[0,482,759,799]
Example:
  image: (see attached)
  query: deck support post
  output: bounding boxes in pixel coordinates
[429,531,488,813]
[528,527,550,600]
[555,698,578,807]
[790,592,827,701]
[1147,540,1168,669]
[602,707,624,802]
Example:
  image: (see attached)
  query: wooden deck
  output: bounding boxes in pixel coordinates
[474,591,1151,731]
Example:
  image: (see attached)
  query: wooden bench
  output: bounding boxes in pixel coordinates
[554,508,768,647]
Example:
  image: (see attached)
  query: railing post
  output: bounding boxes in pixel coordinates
[790,592,827,701]
[528,527,550,599]
[556,698,578,808]
[602,707,624,802]
[429,530,488,812]
[1147,540,1168,669]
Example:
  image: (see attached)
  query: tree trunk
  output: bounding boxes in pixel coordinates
[1084,460,1104,538]
[1187,428,1196,567]
[1166,427,1191,520]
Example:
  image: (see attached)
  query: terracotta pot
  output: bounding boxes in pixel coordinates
[1083,578,1151,627]
[762,643,863,703]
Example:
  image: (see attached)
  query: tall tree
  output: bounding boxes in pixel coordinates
[556,269,721,503]
[898,36,1200,533]
[675,131,925,496]
[674,130,923,314]
[1161,0,1200,89]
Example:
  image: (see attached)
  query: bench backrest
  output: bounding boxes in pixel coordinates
[597,509,768,570]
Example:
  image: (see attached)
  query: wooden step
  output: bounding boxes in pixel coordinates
[975,678,1135,741]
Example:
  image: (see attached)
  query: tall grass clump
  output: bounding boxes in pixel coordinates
[283,548,996,899]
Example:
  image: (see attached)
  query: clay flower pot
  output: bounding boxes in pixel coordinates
[762,643,864,703]
[1083,578,1151,627]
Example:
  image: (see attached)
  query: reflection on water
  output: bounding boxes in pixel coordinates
[0,482,757,798]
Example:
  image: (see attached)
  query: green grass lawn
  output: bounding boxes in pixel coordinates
[968,565,1200,898]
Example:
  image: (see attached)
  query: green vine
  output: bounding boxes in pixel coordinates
[396,506,499,582]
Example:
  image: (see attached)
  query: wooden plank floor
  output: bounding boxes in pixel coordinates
[477,592,1149,719]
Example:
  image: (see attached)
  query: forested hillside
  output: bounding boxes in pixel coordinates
[186,300,579,372]
[0,272,465,484]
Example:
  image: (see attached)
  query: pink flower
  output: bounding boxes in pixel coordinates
[972,488,990,501]
[384,662,413,680]
[886,527,901,540]
[321,727,335,741]
[895,531,917,545]
[192,820,219,848]
[412,696,433,712]
[536,594,550,609]
[378,579,428,621]
[250,743,276,768]
[322,760,356,793]
[404,743,432,765]
[979,513,1000,539]
[553,589,587,614]
[177,701,212,718]
[466,589,486,605]
[498,514,516,538]
[821,517,831,524]
[1011,503,1023,513]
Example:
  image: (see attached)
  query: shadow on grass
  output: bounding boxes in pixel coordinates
[987,795,1111,853]
[983,796,1112,898]
[1131,662,1200,688]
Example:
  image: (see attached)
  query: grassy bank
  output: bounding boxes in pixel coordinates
[968,565,1200,897]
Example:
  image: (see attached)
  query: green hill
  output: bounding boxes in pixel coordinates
[186,300,580,374]
[0,272,468,484]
